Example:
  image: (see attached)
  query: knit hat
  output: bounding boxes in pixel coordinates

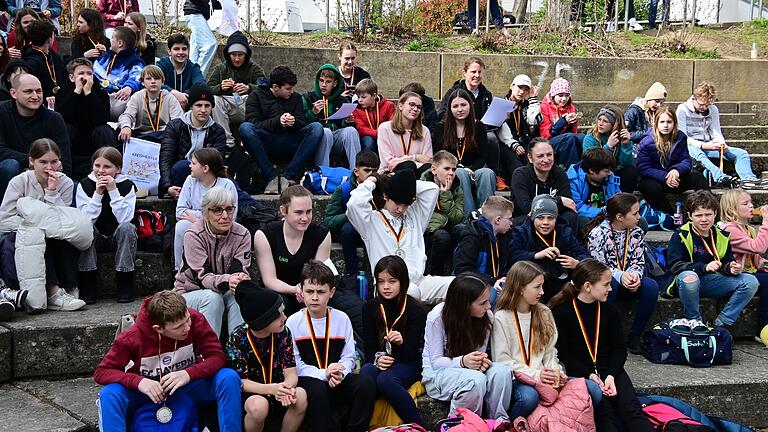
[227,43,248,54]
[644,82,667,101]
[385,169,417,204]
[4,59,31,76]
[530,194,559,219]
[188,84,215,108]
[512,74,532,88]
[235,281,285,330]
[549,78,571,97]
[597,107,617,125]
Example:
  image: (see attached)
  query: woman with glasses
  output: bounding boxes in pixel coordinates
[253,185,332,315]
[174,186,250,338]
[377,91,433,176]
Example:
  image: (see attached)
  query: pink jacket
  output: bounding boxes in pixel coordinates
[719,221,768,271]
[512,372,595,432]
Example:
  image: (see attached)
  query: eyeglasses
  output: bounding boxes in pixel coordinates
[208,206,236,216]
[406,102,423,111]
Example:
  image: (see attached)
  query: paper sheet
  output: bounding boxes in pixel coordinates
[480,97,518,127]
[326,103,357,120]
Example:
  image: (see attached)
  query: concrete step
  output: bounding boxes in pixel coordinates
[580,112,758,127]
[578,125,768,140]
[576,101,743,117]
[727,140,768,154]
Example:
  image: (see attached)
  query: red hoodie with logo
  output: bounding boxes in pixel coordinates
[93,296,226,390]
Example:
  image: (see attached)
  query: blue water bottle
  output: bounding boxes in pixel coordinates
[357,271,368,300]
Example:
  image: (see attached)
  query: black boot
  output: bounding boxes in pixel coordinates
[116,271,135,303]
[627,332,643,355]
[77,271,99,305]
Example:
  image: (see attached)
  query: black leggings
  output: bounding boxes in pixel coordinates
[638,171,708,215]
[595,370,654,432]
[298,374,376,432]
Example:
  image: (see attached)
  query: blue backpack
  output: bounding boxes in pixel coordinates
[639,199,677,231]
[131,395,199,432]
[302,166,352,195]
[642,320,733,368]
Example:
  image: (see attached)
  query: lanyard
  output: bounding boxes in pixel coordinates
[511,310,533,367]
[613,229,630,271]
[156,334,178,380]
[512,108,521,132]
[400,133,413,156]
[305,308,331,369]
[456,136,466,162]
[378,211,405,249]
[87,35,99,49]
[365,102,380,130]
[489,240,500,278]
[245,328,274,384]
[104,52,118,78]
[572,299,600,375]
[693,227,720,261]
[32,47,58,90]
[323,96,329,123]
[144,92,164,131]
[379,297,408,337]
[535,229,557,249]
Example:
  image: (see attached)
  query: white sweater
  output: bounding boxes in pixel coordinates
[490,308,561,381]
[176,176,238,220]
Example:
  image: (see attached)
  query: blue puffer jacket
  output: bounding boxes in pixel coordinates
[93,49,145,94]
[566,162,621,218]
[637,131,692,183]
[625,97,650,145]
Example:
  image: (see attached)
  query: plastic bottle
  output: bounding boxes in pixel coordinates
[674,201,684,226]
[357,271,368,300]
[752,42,759,60]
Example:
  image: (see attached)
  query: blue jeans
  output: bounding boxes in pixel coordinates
[510,381,539,418]
[360,362,423,425]
[316,126,361,170]
[467,0,503,29]
[239,122,323,181]
[751,271,768,330]
[549,133,583,167]
[0,158,22,198]
[675,271,759,325]
[340,221,363,275]
[687,145,756,181]
[170,159,191,187]
[360,135,377,153]
[609,277,659,334]
[98,368,243,432]
[455,167,495,216]
[186,13,217,74]
[648,0,670,27]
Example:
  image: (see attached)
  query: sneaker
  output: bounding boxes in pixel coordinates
[496,177,510,191]
[0,300,14,321]
[627,332,643,355]
[69,286,80,299]
[47,289,86,311]
[629,18,644,31]
[279,177,291,193]
[715,175,738,189]
[1,288,28,311]
[264,177,280,194]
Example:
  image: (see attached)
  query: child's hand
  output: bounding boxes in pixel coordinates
[138,378,165,403]
[462,351,487,370]
[602,375,617,396]
[493,277,506,292]
[99,175,116,191]
[706,261,722,272]
[376,355,394,370]
[556,254,579,269]
[589,373,604,387]
[561,197,577,212]
[167,186,182,199]
[387,330,403,345]
[118,127,132,142]
[619,129,631,143]
[607,130,620,148]
[312,99,326,115]
[730,261,743,274]
[160,370,190,395]
[534,247,560,260]
[438,179,451,192]
[45,169,59,191]
[564,113,577,124]
[540,368,559,386]
[480,356,492,372]
[181,212,198,223]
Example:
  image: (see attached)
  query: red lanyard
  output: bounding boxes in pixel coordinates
[613,229,630,271]
[573,299,600,374]
[144,92,164,131]
[694,227,720,261]
[400,133,414,156]
[512,310,533,367]
[31,47,58,90]
[245,328,274,384]
[365,102,380,130]
[305,309,331,369]
[378,211,405,249]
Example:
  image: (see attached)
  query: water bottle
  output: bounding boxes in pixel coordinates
[357,271,368,300]
[233,92,242,105]
[674,201,684,226]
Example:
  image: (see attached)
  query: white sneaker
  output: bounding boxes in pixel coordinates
[47,289,86,311]
[278,177,291,193]
[1,288,28,311]
[264,177,280,194]
[630,18,644,31]
[69,286,80,299]
[606,21,617,32]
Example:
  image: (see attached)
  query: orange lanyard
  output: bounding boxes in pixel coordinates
[400,133,414,156]
[305,309,331,369]
[245,328,274,384]
[31,47,58,89]
[694,227,720,261]
[613,229,630,271]
[512,108,521,131]
[365,102,380,130]
[378,211,405,249]
[104,52,118,77]
[489,240,500,278]
[379,297,408,337]
[144,92,164,131]
[323,96,329,123]
[87,35,99,48]
[512,310,533,367]
[573,299,600,374]
[535,230,557,249]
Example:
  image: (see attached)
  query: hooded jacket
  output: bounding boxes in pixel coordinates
[539,93,578,139]
[587,219,646,283]
[302,63,352,131]
[54,79,111,138]
[510,164,572,218]
[207,31,266,96]
[0,100,72,174]
[420,170,464,233]
[637,130,692,183]
[184,0,212,19]
[352,94,395,139]
[243,77,307,133]
[676,96,725,149]
[439,79,493,121]
[159,112,227,195]
[566,162,621,219]
[93,296,226,389]
[719,220,768,272]
[509,217,590,264]
[625,97,651,145]
[93,48,145,94]
[157,56,206,94]
[21,45,66,98]
[454,214,510,284]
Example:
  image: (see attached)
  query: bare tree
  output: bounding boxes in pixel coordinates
[545,0,570,28]
[512,0,527,23]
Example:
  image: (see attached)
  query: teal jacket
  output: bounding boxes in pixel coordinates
[582,133,635,169]
[301,64,352,131]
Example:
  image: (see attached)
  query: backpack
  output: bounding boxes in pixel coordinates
[644,245,667,278]
[639,199,676,231]
[132,206,172,254]
[302,166,352,195]
[130,395,199,432]
[642,401,715,432]
[236,201,280,235]
[642,320,733,368]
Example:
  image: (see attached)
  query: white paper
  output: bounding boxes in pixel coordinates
[480,97,518,127]
[325,102,357,120]
[122,138,161,195]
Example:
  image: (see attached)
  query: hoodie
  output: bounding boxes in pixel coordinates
[0,100,72,175]
[420,170,464,233]
[539,93,578,139]
[243,77,307,133]
[454,214,510,284]
[302,63,352,131]
[567,162,621,219]
[21,45,66,98]
[93,296,227,389]
[625,97,651,145]
[54,79,111,148]
[93,48,145,94]
[157,56,206,94]
[510,164,572,218]
[676,96,725,149]
[207,31,266,96]
[352,94,395,139]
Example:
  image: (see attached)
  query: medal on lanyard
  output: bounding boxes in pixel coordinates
[102,53,118,88]
[379,211,406,259]
[380,298,407,355]
[573,298,601,378]
[155,335,177,424]
[305,309,331,369]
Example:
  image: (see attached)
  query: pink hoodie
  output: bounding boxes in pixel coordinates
[719,221,768,272]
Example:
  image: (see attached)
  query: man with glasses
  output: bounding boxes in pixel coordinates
[677,81,760,189]
[175,187,250,338]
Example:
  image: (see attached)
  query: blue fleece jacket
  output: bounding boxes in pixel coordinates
[567,162,621,219]
[93,49,144,94]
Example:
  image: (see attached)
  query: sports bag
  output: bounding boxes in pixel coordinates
[639,199,676,231]
[131,206,172,254]
[642,401,715,431]
[302,166,352,195]
[130,394,198,432]
[642,320,733,368]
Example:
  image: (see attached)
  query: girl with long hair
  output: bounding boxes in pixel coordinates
[7,8,59,58]
[124,12,156,66]
[549,259,653,432]
[377,91,433,175]
[361,255,427,426]
[337,41,371,98]
[583,105,637,192]
[0,36,10,73]
[422,274,512,420]
[70,8,109,61]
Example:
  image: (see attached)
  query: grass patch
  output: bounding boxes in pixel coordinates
[622,30,657,47]
[665,47,720,59]
[405,35,444,51]
[572,46,590,56]
[737,19,768,48]
[531,33,565,54]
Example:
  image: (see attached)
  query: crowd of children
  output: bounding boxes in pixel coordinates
[1,13,768,429]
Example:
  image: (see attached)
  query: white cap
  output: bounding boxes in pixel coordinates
[512,74,532,88]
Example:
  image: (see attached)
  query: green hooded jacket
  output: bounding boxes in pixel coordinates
[302,64,352,131]
[420,170,464,233]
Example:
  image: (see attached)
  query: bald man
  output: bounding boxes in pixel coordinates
[0,74,71,196]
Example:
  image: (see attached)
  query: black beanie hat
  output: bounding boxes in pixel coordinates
[188,84,215,108]
[385,169,417,204]
[235,281,284,330]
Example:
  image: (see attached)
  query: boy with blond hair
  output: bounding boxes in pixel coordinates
[352,78,395,152]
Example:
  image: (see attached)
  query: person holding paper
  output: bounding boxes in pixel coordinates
[117,65,184,143]
[500,74,540,188]
[302,64,361,170]
[432,88,495,216]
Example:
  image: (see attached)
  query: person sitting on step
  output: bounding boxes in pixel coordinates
[156,33,207,111]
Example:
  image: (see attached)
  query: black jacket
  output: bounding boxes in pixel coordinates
[454,214,511,284]
[431,121,489,171]
[244,79,307,133]
[159,116,227,195]
[55,82,111,135]
[439,80,493,121]
[21,45,66,98]
[508,217,590,264]
[422,94,440,135]
[69,35,111,62]
[362,296,426,365]
[184,0,211,19]
[0,100,72,174]
[511,164,572,217]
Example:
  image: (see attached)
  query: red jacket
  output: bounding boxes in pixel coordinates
[97,0,141,28]
[539,93,578,139]
[353,95,395,139]
[93,296,226,390]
